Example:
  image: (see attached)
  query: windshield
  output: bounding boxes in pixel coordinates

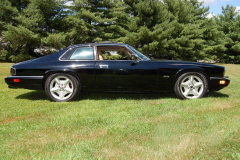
[127,45,150,61]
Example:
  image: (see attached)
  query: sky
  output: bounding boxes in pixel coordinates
[199,0,240,18]
[65,0,240,18]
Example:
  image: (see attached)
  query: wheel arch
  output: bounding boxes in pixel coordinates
[43,69,80,89]
[174,68,210,90]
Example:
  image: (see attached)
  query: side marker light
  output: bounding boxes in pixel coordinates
[219,80,226,85]
[14,79,20,83]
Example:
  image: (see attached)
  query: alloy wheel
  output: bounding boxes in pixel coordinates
[49,76,74,100]
[179,75,204,99]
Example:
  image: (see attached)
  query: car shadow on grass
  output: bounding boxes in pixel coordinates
[15,90,229,101]
[15,90,176,101]
[207,91,229,98]
[16,90,49,101]
[76,91,177,101]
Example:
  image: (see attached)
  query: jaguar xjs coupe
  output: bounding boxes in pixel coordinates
[5,43,230,102]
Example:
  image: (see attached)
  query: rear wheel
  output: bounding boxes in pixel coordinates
[45,73,80,102]
[174,72,208,99]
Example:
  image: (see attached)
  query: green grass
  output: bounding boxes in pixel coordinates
[0,63,239,159]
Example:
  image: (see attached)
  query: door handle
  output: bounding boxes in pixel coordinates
[99,65,108,68]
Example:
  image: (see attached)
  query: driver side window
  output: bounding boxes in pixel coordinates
[97,46,132,60]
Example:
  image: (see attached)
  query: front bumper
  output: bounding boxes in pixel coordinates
[210,76,230,91]
[5,76,44,90]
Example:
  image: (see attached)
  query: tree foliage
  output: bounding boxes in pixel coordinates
[0,0,240,63]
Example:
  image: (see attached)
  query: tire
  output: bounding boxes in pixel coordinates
[174,72,208,100]
[45,73,80,102]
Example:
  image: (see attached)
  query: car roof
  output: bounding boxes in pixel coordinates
[68,43,128,49]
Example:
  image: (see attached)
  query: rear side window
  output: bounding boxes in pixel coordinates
[70,47,94,60]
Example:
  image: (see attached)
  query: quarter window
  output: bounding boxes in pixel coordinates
[70,47,94,60]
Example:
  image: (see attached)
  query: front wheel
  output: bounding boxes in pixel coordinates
[174,72,208,100]
[45,73,80,102]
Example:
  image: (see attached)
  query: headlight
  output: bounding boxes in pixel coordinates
[11,68,16,76]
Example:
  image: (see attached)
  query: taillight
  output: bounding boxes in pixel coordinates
[14,79,20,83]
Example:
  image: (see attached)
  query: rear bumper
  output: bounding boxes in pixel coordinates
[5,76,44,90]
[210,76,230,91]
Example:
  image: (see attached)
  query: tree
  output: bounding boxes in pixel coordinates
[116,0,176,58]
[0,0,18,61]
[2,1,43,62]
[1,0,67,62]
[41,33,66,53]
[1,0,240,63]
[63,0,125,45]
[214,5,240,63]
[33,0,67,51]
[162,0,211,61]
[201,17,227,62]
[117,0,210,61]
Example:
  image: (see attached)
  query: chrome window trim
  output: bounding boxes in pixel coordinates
[59,44,93,61]
[59,48,72,61]
[96,45,144,61]
[69,47,95,60]
[59,60,97,62]
[125,45,143,61]
[127,45,149,61]
[58,44,145,61]
[93,46,98,60]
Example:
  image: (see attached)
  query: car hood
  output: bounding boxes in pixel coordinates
[150,59,224,68]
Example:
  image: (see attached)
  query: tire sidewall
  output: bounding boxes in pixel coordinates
[45,73,80,102]
[174,72,208,100]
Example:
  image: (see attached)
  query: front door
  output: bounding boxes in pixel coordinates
[95,46,157,91]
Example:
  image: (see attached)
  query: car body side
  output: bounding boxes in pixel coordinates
[5,43,230,94]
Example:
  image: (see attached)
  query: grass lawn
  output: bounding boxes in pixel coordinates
[0,63,239,159]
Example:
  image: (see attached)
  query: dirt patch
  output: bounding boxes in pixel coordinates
[210,101,237,112]
[0,112,47,125]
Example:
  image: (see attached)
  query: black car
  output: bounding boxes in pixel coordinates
[5,43,230,102]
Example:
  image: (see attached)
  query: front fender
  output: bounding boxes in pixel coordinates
[174,67,210,90]
[175,67,206,79]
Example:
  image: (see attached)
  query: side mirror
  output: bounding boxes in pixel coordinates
[148,54,154,60]
[131,54,139,64]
